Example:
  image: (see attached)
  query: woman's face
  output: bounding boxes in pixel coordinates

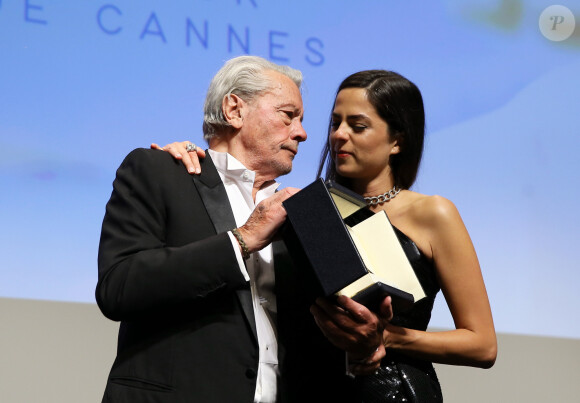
[330,88,399,182]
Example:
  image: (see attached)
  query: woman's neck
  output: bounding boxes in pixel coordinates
[351,176,395,198]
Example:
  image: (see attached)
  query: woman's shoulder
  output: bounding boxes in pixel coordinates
[401,191,462,229]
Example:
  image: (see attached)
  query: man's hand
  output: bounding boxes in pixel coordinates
[237,187,300,253]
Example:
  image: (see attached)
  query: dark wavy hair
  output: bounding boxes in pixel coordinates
[316,70,425,190]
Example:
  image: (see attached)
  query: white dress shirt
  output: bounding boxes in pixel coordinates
[208,149,279,403]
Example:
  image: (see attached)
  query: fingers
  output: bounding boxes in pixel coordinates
[271,186,301,203]
[311,296,385,359]
[311,297,350,327]
[335,295,375,324]
[184,150,201,175]
[313,296,376,330]
[238,187,300,253]
[283,186,301,194]
[310,302,352,348]
[311,297,373,342]
[379,296,394,323]
[348,344,386,375]
[152,141,205,175]
[311,296,393,377]
[157,142,186,160]
[184,145,206,175]
[195,147,206,159]
[349,362,380,376]
[311,297,379,338]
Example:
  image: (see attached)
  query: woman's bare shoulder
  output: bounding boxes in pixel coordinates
[403,191,461,228]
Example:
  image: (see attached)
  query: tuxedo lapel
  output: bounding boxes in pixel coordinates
[192,154,236,234]
[192,153,258,343]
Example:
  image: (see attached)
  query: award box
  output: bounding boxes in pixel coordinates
[282,179,425,312]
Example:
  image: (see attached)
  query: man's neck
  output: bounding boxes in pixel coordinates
[209,140,277,201]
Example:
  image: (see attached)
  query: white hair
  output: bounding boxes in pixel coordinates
[202,56,303,140]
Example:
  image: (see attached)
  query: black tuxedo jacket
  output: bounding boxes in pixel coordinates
[97,149,353,403]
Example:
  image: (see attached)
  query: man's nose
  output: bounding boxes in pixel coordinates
[291,121,307,142]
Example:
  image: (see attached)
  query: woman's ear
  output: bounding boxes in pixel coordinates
[390,142,401,155]
[222,94,245,129]
[388,129,402,155]
[389,135,401,155]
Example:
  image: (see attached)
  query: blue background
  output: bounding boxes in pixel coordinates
[1,0,579,339]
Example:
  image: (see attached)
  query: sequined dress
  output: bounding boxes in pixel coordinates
[353,227,443,402]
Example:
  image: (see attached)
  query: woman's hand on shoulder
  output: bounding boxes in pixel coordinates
[151,141,206,174]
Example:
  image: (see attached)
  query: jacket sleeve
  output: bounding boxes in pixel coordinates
[96,148,247,321]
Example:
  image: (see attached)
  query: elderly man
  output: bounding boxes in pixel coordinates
[97,56,387,403]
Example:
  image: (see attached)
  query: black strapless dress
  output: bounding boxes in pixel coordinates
[352,227,443,402]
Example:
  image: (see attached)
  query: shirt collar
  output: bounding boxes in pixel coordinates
[208,149,246,176]
[208,149,280,196]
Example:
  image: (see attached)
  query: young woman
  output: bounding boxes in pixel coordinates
[154,70,497,402]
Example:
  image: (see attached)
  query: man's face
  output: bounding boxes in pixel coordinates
[237,70,307,180]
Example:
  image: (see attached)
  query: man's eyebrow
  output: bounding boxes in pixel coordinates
[278,104,303,116]
[278,102,300,110]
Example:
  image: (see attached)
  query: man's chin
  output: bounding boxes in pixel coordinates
[271,160,293,178]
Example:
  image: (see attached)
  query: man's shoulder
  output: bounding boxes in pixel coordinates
[123,147,170,163]
[117,148,218,186]
[118,147,184,172]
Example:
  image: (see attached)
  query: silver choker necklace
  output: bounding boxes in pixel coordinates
[364,186,401,206]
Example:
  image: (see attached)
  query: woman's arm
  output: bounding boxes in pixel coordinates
[383,195,497,368]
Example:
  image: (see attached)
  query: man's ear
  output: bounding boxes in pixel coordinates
[222,94,245,129]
